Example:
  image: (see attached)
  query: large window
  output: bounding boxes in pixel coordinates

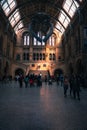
[49,34,56,46]
[33,33,56,46]
[49,53,56,60]
[33,37,37,46]
[55,0,82,34]
[23,34,30,46]
[0,0,83,35]
[0,0,16,16]
[23,53,29,61]
[37,32,41,46]
[59,10,70,29]
[16,54,20,61]
[0,0,24,33]
[63,0,79,18]
[33,53,46,61]
[33,32,45,46]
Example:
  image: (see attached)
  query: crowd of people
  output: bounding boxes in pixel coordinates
[56,74,81,100]
[16,73,42,88]
[19,73,82,101]
[0,72,84,101]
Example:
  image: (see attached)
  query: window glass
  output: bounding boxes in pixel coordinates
[49,54,52,60]
[48,34,56,46]
[34,38,37,45]
[63,0,79,18]
[9,9,20,27]
[0,0,16,15]
[23,53,29,61]
[16,54,20,60]
[53,54,55,60]
[42,36,45,46]
[49,37,51,46]
[59,10,70,28]
[52,36,55,46]
[23,34,30,46]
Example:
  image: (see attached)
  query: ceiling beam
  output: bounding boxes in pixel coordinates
[13,11,65,31]
[7,0,71,20]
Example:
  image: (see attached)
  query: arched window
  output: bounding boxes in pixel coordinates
[53,54,55,60]
[49,33,56,46]
[37,32,41,45]
[52,36,55,46]
[43,53,45,60]
[34,37,37,45]
[49,53,52,60]
[33,32,45,46]
[23,32,30,46]
[23,52,29,61]
[16,54,20,61]
[42,36,45,46]
[40,53,42,60]
[49,37,51,46]
[49,53,56,60]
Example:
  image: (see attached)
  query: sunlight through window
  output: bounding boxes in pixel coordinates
[63,0,79,18]
[0,0,83,35]
[9,9,20,27]
[55,22,65,34]
[0,0,16,16]
[59,10,70,28]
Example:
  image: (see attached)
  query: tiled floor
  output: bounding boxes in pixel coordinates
[0,81,87,130]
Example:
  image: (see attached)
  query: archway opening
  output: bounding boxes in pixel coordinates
[15,68,24,76]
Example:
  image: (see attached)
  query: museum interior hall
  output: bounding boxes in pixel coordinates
[0,0,87,86]
[0,1,87,130]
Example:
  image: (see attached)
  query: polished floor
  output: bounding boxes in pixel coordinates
[0,81,87,130]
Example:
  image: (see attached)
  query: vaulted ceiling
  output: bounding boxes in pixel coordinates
[0,0,83,38]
